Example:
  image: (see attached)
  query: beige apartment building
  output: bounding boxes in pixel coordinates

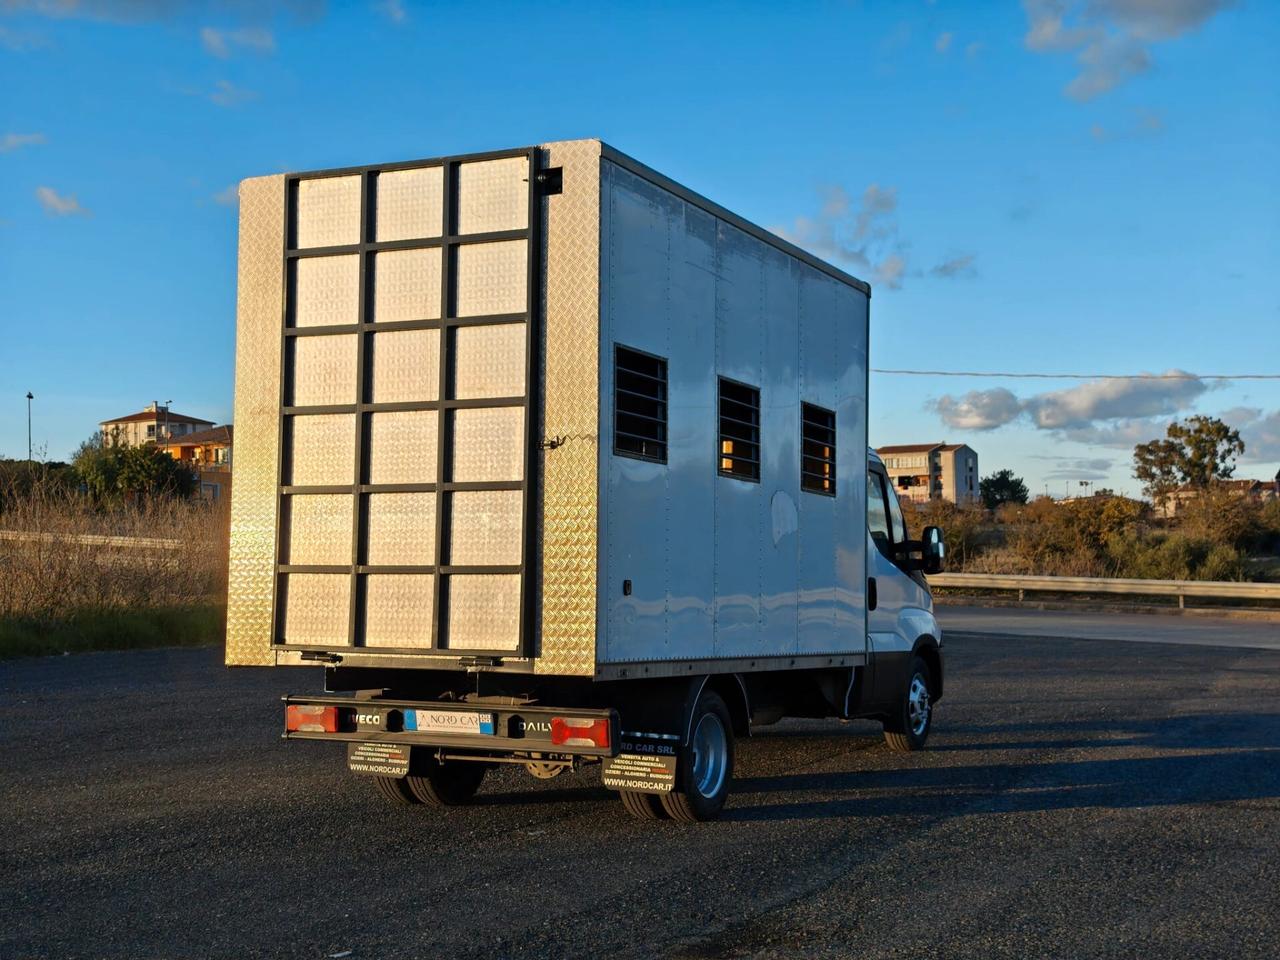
[877,442,979,504]
[100,402,214,447]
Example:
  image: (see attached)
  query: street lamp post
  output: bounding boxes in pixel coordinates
[26,392,33,462]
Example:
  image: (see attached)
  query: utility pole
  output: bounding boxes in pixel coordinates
[26,392,34,462]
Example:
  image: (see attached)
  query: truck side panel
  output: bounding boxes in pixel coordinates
[712,221,768,658]
[761,244,802,656]
[599,159,868,666]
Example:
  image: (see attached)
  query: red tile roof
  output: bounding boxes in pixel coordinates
[158,425,233,447]
[101,409,215,426]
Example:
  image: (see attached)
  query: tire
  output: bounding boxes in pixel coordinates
[404,755,488,806]
[659,690,734,823]
[372,775,419,805]
[883,655,934,753]
[620,790,668,820]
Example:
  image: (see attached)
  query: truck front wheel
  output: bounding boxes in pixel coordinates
[660,690,734,823]
[883,655,934,752]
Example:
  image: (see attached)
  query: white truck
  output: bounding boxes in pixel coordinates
[226,139,945,822]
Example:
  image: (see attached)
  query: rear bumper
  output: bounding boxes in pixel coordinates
[282,695,619,758]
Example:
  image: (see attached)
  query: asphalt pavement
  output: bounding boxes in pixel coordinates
[940,604,1280,649]
[2,631,1277,960]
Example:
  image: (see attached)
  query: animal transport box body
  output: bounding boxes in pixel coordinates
[228,139,944,822]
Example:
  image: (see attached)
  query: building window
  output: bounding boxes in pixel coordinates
[801,403,836,496]
[613,344,668,463]
[146,424,156,439]
[718,378,760,481]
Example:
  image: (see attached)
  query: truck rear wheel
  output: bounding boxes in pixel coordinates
[620,790,667,820]
[883,655,934,752]
[406,756,488,806]
[660,690,734,823]
[372,774,419,805]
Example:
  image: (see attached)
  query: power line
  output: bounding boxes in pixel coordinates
[870,369,1280,381]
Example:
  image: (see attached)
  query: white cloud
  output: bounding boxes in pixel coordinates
[928,253,977,278]
[0,24,49,50]
[1025,370,1208,429]
[35,185,89,216]
[854,183,897,240]
[1220,407,1280,464]
[1,132,46,153]
[212,184,238,206]
[965,41,983,58]
[376,0,407,23]
[207,79,257,107]
[875,254,907,290]
[932,388,1023,430]
[4,1,325,21]
[200,25,274,58]
[930,372,1212,437]
[935,31,952,53]
[1021,0,1234,100]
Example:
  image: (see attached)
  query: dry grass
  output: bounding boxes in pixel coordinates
[0,472,228,657]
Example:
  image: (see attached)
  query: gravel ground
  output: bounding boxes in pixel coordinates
[1,634,1276,960]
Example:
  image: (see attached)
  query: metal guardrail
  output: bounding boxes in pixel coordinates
[930,572,1280,608]
[0,530,183,551]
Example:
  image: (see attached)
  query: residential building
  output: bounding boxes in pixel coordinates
[1159,475,1280,518]
[100,402,214,447]
[876,442,979,504]
[158,424,233,501]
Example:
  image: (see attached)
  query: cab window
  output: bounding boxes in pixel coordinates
[867,470,891,554]
[886,479,907,544]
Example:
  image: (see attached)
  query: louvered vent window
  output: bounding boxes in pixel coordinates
[614,345,668,463]
[801,403,836,496]
[718,378,760,481]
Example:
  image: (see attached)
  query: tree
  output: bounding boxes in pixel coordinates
[72,432,195,503]
[1133,415,1245,506]
[979,469,1029,510]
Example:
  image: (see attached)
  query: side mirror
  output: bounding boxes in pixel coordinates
[920,525,945,575]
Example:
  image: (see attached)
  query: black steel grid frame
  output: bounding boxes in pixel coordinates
[611,343,668,464]
[800,401,837,497]
[716,376,761,482]
[271,146,542,659]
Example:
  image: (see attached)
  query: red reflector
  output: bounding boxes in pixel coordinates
[550,716,610,748]
[286,704,338,733]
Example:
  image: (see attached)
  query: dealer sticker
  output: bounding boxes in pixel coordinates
[405,709,496,736]
[601,753,678,794]
[348,742,410,777]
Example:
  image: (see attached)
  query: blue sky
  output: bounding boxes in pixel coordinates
[2,0,1277,497]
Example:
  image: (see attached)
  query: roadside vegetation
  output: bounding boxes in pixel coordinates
[906,490,1280,582]
[0,451,227,659]
[906,415,1280,584]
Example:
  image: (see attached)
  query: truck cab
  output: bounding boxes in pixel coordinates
[861,450,945,751]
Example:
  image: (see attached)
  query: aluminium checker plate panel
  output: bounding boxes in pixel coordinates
[534,139,603,676]
[226,174,286,666]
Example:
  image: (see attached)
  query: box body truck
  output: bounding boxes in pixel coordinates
[227,139,945,821]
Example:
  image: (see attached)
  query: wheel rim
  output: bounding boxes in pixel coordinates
[907,673,931,736]
[690,712,728,799]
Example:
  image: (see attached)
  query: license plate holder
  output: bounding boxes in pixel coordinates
[405,709,496,736]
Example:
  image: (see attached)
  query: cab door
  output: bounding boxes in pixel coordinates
[866,467,930,708]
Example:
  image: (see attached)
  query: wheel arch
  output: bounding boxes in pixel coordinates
[689,674,751,741]
[912,634,944,701]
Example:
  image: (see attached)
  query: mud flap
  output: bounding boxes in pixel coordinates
[601,749,677,794]
[347,742,410,777]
